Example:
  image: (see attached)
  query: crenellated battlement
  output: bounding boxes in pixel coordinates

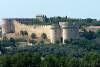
[15,21,52,28]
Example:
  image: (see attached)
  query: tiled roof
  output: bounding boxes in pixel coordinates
[89,26,100,29]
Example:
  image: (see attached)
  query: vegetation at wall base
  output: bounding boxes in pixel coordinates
[0,38,100,67]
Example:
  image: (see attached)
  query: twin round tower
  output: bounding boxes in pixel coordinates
[50,22,79,44]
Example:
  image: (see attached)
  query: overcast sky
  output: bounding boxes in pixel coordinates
[0,0,100,24]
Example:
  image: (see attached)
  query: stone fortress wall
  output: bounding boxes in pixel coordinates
[2,19,79,44]
[13,20,51,38]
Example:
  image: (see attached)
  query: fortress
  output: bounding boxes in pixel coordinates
[2,17,79,44]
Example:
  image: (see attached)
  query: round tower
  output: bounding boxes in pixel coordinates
[61,22,79,44]
[50,24,61,43]
[2,19,15,34]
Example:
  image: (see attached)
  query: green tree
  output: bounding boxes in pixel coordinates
[41,33,47,40]
[96,29,100,37]
[83,31,96,40]
[31,33,36,39]
[10,38,16,46]
[0,55,12,67]
[20,31,28,36]
[41,55,59,67]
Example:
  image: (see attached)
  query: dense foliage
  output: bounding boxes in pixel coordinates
[0,50,100,67]
[32,16,99,26]
[0,38,99,67]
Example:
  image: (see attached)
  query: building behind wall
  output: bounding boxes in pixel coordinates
[36,15,47,22]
